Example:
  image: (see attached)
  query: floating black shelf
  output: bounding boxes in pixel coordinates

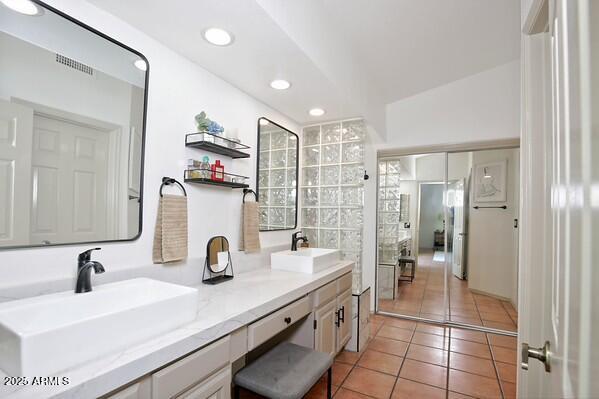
[185,132,250,159]
[184,169,249,189]
[184,178,249,189]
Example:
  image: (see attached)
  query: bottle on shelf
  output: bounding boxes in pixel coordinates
[211,160,225,182]
[200,155,211,179]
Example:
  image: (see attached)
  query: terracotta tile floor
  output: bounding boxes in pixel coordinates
[379,251,518,333]
[331,314,516,399]
[239,314,517,399]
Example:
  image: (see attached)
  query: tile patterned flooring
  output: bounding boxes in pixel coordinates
[378,251,518,332]
[239,314,517,399]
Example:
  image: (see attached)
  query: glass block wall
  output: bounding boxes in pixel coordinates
[301,119,365,291]
[378,160,403,264]
[258,126,298,230]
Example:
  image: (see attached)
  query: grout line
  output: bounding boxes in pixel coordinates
[337,386,378,399]
[500,300,519,327]
[486,332,506,399]
[446,326,451,399]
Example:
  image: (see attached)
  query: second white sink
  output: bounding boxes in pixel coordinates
[0,278,198,377]
[271,248,341,274]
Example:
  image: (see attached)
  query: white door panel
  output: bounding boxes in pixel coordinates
[0,99,33,246]
[520,1,599,397]
[30,115,109,245]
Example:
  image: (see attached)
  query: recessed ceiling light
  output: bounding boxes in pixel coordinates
[259,119,270,126]
[1,0,43,15]
[309,108,325,117]
[270,79,291,90]
[203,28,233,46]
[133,59,147,71]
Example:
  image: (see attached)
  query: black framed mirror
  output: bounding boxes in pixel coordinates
[0,0,148,250]
[256,118,298,231]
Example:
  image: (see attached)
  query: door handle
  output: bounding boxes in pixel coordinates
[334,310,340,327]
[521,341,551,372]
[339,306,345,323]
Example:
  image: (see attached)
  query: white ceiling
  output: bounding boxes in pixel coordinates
[319,0,521,103]
[88,0,520,138]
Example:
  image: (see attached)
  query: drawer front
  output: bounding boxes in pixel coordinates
[247,296,311,350]
[105,378,151,399]
[336,272,352,294]
[152,336,230,399]
[313,280,337,308]
[176,366,231,399]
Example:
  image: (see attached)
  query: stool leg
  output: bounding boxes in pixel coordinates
[234,384,240,399]
[327,367,332,399]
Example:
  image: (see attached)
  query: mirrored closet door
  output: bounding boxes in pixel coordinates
[376,147,519,334]
[377,153,449,323]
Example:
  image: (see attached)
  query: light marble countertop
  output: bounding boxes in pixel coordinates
[0,261,353,399]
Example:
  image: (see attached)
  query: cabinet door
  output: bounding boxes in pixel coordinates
[105,377,151,399]
[177,367,231,399]
[336,289,352,352]
[314,299,337,357]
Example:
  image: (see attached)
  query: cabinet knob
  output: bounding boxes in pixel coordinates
[284,317,292,324]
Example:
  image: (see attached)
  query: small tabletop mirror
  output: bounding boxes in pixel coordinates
[203,236,234,284]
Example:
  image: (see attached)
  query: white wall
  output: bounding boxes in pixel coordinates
[467,148,519,304]
[0,0,299,289]
[385,61,520,148]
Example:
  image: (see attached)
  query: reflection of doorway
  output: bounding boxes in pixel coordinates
[30,114,110,245]
[417,183,445,254]
[448,178,469,280]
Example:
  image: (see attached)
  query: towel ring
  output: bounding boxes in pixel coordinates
[242,188,258,203]
[160,177,187,197]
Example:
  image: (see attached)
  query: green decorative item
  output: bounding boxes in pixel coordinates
[195,111,224,134]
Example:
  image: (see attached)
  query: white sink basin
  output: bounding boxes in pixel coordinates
[271,248,341,274]
[0,278,198,377]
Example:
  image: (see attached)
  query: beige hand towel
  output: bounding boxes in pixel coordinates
[153,194,188,263]
[240,201,261,253]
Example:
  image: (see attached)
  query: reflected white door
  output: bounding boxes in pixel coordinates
[0,99,33,246]
[520,1,599,397]
[451,179,466,279]
[30,115,109,245]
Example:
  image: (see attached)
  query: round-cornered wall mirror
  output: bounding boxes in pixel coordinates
[256,117,299,231]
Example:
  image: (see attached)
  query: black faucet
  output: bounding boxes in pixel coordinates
[75,248,105,293]
[291,231,308,251]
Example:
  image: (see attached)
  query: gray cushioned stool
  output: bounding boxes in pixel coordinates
[234,342,334,399]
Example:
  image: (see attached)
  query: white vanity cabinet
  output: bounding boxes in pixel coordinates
[313,272,353,355]
[105,269,354,399]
